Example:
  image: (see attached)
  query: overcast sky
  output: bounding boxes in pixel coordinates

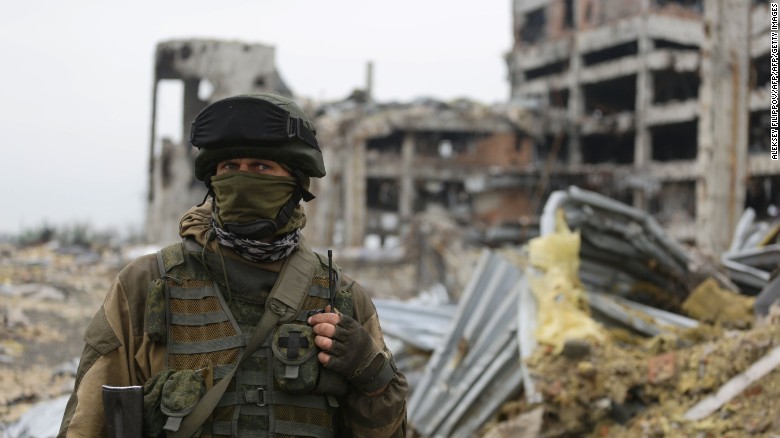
[0,1,512,236]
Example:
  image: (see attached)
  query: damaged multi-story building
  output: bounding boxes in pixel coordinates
[506,0,777,245]
[305,98,536,249]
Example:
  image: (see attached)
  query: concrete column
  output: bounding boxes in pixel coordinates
[696,0,750,255]
[399,133,416,219]
[344,135,367,247]
[633,5,654,210]
[567,4,583,166]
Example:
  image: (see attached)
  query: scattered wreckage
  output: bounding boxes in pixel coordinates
[4,187,780,436]
[379,186,780,437]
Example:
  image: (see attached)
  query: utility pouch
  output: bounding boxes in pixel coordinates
[271,323,319,393]
[160,370,206,434]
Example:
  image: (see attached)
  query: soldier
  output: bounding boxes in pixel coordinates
[59,94,408,437]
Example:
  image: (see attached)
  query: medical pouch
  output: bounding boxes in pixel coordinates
[271,323,319,393]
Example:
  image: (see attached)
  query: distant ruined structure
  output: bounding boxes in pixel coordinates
[506,0,776,248]
[146,1,776,253]
[307,99,535,248]
[145,40,292,243]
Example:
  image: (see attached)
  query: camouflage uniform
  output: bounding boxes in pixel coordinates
[58,203,408,437]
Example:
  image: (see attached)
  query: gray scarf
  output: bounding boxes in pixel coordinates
[212,220,299,263]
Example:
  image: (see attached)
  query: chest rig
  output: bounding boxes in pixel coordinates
[146,238,353,437]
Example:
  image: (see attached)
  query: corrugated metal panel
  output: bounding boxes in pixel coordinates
[541,186,717,306]
[408,250,526,437]
[374,298,455,352]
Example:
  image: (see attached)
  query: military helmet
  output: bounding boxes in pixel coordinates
[190,93,326,181]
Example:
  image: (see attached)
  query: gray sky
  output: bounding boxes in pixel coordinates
[0,1,512,236]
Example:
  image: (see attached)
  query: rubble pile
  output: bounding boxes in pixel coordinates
[0,243,119,425]
[396,187,780,437]
[519,321,780,437]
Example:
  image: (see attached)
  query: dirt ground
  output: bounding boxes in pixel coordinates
[0,245,119,424]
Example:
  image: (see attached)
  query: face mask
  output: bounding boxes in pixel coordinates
[210,172,305,239]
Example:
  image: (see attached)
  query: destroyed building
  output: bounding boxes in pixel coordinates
[305,99,537,249]
[506,0,777,244]
[145,39,292,243]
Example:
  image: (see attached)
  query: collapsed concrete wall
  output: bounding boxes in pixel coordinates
[145,39,292,243]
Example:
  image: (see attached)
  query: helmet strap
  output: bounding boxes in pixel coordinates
[271,169,315,232]
[197,186,214,208]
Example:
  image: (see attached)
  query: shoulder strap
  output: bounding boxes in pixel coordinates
[268,239,319,318]
[157,243,185,274]
[167,243,319,438]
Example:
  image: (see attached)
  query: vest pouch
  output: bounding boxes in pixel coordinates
[271,323,319,394]
[159,369,206,434]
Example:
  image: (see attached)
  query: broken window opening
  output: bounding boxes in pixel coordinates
[753,54,771,89]
[198,79,214,101]
[563,0,574,29]
[412,181,470,217]
[745,177,780,219]
[539,134,570,164]
[749,111,771,154]
[653,39,699,51]
[418,133,472,158]
[520,7,547,44]
[525,59,569,80]
[548,88,569,108]
[180,44,192,60]
[366,131,404,156]
[653,70,700,104]
[583,75,637,115]
[650,120,697,161]
[155,79,184,154]
[583,41,638,67]
[438,140,454,158]
[366,178,400,212]
[648,181,696,222]
[581,133,635,164]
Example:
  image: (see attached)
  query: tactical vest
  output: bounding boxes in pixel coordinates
[146,238,353,437]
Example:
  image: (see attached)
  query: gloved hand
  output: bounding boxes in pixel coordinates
[308,307,396,394]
